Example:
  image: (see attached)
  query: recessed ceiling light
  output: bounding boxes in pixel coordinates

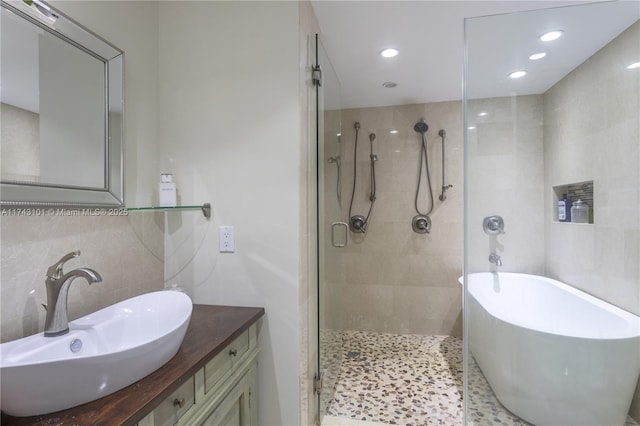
[509,70,527,79]
[529,52,546,60]
[539,30,564,42]
[467,126,476,130]
[380,48,399,58]
[478,112,488,117]
[382,81,397,88]
[390,130,398,134]
[627,62,640,69]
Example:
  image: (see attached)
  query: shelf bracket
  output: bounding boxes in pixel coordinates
[201,203,211,219]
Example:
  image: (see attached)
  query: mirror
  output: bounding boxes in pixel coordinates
[0,0,124,206]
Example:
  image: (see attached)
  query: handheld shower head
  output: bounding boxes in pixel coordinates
[414,120,429,134]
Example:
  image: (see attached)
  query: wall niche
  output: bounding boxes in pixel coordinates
[553,181,594,224]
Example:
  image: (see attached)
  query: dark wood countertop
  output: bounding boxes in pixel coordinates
[1,304,265,426]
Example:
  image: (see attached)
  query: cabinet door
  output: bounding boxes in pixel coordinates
[200,370,253,426]
[202,396,242,426]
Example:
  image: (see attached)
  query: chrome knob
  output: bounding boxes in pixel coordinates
[412,215,431,234]
[483,216,505,235]
[349,215,367,233]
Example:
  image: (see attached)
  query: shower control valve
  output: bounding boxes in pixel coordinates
[412,215,431,234]
[483,215,505,236]
[349,215,367,234]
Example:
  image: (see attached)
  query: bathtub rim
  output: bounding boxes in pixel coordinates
[460,272,640,340]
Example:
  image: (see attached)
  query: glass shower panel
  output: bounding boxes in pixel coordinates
[316,35,344,424]
[464,3,640,425]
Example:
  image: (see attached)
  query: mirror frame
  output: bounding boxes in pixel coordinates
[1,0,124,207]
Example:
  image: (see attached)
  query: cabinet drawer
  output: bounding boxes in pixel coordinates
[153,376,195,426]
[204,330,249,393]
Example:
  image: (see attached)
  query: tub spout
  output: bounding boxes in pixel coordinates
[489,253,502,266]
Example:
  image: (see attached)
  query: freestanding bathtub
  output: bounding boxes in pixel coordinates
[463,272,640,426]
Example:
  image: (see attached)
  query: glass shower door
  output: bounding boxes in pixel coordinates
[316,34,345,424]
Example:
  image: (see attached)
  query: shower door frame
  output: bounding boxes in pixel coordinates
[314,33,345,425]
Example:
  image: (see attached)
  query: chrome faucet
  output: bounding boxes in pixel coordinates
[489,253,503,267]
[43,251,102,337]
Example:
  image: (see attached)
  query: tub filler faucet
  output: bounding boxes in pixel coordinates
[43,251,102,337]
[489,253,503,267]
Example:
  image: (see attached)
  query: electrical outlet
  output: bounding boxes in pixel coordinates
[219,226,235,253]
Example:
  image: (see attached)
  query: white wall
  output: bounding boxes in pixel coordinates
[157,2,303,424]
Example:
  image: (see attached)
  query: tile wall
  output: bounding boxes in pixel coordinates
[1,104,40,181]
[466,95,546,276]
[543,21,640,420]
[323,101,464,336]
[544,21,639,316]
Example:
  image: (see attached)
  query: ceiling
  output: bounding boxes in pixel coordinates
[311,1,640,109]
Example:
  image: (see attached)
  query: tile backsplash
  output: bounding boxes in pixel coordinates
[0,211,164,343]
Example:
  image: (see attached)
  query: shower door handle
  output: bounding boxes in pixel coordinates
[331,222,349,248]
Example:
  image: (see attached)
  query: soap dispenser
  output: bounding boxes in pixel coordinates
[159,173,177,207]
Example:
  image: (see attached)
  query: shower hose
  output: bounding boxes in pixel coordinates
[348,122,376,232]
[415,131,434,217]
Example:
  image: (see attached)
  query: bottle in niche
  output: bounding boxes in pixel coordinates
[558,193,572,222]
[571,199,589,223]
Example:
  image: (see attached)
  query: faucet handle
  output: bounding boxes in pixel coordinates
[46,251,80,279]
[483,216,505,236]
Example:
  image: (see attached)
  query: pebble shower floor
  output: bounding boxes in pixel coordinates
[322,330,639,426]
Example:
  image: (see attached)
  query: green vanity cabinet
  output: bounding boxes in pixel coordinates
[137,324,258,426]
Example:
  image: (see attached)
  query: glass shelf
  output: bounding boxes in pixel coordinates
[126,203,211,218]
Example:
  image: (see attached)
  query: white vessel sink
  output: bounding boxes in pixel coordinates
[0,290,192,417]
